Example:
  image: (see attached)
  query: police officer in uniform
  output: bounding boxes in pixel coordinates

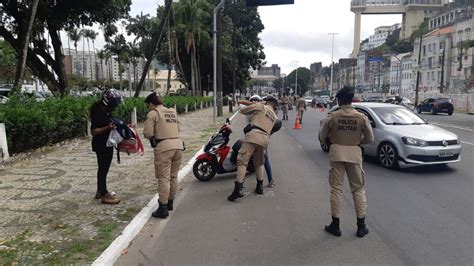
[281,94,289,120]
[296,96,307,124]
[228,96,278,201]
[319,86,374,237]
[144,93,183,219]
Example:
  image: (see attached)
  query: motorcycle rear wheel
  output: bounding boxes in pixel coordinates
[193,159,217,181]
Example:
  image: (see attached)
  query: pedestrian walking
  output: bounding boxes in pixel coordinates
[319,86,374,238]
[90,89,123,204]
[296,96,306,124]
[281,94,289,120]
[144,93,184,219]
[228,96,278,201]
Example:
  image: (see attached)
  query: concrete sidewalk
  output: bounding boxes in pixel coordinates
[0,107,233,265]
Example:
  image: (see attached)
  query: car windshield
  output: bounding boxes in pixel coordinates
[437,98,451,103]
[371,107,427,125]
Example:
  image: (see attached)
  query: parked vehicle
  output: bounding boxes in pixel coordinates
[366,96,384,103]
[304,96,314,105]
[319,103,462,169]
[417,98,454,115]
[385,96,415,110]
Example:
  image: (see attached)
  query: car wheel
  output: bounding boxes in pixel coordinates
[448,111,453,116]
[417,107,422,114]
[378,143,399,169]
[430,107,437,115]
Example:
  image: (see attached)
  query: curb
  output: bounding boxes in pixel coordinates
[92,111,240,266]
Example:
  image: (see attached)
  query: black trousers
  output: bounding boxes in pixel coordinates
[96,150,113,195]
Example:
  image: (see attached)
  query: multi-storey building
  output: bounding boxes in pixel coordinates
[368,24,400,50]
[414,26,454,93]
[257,64,281,78]
[449,9,473,93]
[400,53,415,97]
[390,52,411,95]
[337,58,358,88]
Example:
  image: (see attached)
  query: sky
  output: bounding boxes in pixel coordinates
[82,0,402,74]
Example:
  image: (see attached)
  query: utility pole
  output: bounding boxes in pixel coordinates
[440,41,446,94]
[329,33,338,96]
[213,0,225,123]
[415,33,423,107]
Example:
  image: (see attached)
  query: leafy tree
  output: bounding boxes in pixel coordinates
[285,67,312,96]
[0,0,132,94]
[0,41,19,83]
[105,34,130,91]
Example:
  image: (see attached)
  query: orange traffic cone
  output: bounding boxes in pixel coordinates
[294,112,302,129]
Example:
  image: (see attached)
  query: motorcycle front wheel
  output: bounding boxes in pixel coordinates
[193,159,217,181]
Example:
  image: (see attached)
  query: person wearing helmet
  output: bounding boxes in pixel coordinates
[319,86,374,238]
[144,92,183,219]
[89,89,123,204]
[228,96,278,201]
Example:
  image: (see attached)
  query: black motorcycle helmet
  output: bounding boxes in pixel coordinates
[102,89,123,110]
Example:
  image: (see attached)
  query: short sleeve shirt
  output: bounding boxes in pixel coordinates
[90,104,113,153]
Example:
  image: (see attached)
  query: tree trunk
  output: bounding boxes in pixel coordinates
[49,28,68,94]
[92,41,97,80]
[166,16,172,95]
[217,9,223,116]
[133,0,172,98]
[13,0,40,91]
[190,50,196,96]
[119,60,122,91]
[82,35,85,78]
[87,39,93,81]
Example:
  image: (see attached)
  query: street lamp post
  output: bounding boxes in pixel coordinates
[329,33,338,96]
[213,0,225,124]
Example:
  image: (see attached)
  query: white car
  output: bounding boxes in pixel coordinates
[320,103,462,169]
[304,96,313,105]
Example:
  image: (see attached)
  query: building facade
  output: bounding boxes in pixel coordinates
[400,53,415,97]
[257,64,281,77]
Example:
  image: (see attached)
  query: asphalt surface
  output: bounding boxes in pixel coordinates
[117,108,473,266]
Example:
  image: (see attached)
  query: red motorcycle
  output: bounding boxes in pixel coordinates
[193,119,255,181]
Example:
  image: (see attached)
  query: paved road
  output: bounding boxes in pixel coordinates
[117,108,473,265]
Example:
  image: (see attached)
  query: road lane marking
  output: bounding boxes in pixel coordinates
[461,141,474,146]
[432,122,474,132]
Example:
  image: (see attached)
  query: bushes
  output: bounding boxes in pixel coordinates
[0,95,212,154]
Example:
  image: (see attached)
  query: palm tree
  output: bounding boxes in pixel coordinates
[175,0,209,96]
[68,28,81,75]
[105,34,130,91]
[128,40,142,88]
[97,49,106,82]
[83,29,99,80]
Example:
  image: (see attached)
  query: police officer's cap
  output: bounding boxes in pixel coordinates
[335,86,355,100]
[265,95,278,105]
[145,92,161,105]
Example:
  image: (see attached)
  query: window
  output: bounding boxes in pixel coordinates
[439,42,444,50]
[423,46,426,56]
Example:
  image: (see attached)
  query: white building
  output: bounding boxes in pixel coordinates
[390,52,411,95]
[414,26,454,94]
[356,52,367,90]
[148,69,186,94]
[400,53,415,98]
[367,24,401,50]
[450,12,473,94]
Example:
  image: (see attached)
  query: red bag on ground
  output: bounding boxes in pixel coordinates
[116,125,144,163]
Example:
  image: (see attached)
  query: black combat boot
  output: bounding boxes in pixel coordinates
[152,200,169,219]
[255,180,264,195]
[325,216,342,237]
[356,217,369,238]
[167,199,174,211]
[227,181,244,201]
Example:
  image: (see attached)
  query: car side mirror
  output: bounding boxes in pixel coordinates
[370,121,376,128]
